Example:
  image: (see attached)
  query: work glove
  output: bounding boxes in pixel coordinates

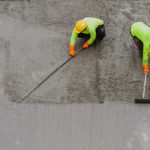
[143,64,149,74]
[70,45,75,57]
[83,42,90,48]
[148,50,150,57]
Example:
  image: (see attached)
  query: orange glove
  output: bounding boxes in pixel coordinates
[148,50,150,57]
[143,64,149,74]
[70,45,75,57]
[83,42,90,48]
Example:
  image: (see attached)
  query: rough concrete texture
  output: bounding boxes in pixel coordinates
[0,0,149,103]
[0,0,150,149]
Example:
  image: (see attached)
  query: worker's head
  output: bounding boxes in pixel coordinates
[75,20,87,33]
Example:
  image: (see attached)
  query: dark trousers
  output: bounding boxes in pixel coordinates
[78,25,106,41]
[130,29,143,56]
[132,36,143,56]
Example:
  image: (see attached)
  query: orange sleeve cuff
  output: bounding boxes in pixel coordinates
[70,45,74,49]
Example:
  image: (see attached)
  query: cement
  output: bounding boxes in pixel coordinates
[0,0,150,149]
[0,0,149,103]
[0,103,150,150]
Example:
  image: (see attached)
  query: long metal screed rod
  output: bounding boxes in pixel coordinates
[142,73,147,98]
[135,73,150,103]
[17,47,82,103]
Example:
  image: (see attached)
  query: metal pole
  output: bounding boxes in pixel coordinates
[17,47,82,103]
[142,73,147,98]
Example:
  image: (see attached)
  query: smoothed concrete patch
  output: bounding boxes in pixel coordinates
[0,0,149,104]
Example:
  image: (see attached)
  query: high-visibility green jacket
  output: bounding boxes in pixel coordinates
[131,22,150,65]
[70,17,104,46]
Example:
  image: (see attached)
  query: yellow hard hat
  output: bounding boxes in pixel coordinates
[74,20,87,33]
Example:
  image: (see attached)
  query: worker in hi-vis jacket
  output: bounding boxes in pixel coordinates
[69,17,105,57]
[131,22,150,74]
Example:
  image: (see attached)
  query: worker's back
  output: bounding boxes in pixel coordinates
[131,22,150,47]
[83,17,104,30]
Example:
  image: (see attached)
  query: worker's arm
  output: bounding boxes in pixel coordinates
[83,29,96,48]
[70,29,78,46]
[87,29,96,45]
[70,29,78,56]
[143,44,149,74]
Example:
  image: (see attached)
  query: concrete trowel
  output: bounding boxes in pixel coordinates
[135,73,150,103]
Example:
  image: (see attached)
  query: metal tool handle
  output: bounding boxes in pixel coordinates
[143,73,147,98]
[17,47,82,103]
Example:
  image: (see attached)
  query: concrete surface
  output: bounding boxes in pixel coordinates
[0,103,150,150]
[0,0,149,103]
[0,0,150,149]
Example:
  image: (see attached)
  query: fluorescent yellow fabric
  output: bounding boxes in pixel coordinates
[70,17,104,45]
[131,22,150,65]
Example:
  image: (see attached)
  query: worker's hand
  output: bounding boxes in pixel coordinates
[148,50,150,57]
[70,45,75,57]
[143,64,149,74]
[83,42,90,48]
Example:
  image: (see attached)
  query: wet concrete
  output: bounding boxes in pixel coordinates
[0,0,150,149]
[0,0,149,103]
